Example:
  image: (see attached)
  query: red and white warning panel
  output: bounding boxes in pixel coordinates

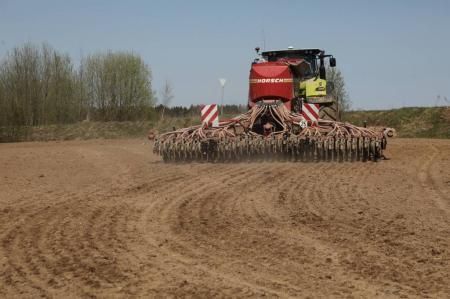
[302,103,320,123]
[201,104,219,127]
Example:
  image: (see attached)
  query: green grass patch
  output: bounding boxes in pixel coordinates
[343,107,450,138]
[1,107,449,142]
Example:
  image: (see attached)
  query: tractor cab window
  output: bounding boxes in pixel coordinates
[303,57,318,77]
[290,56,318,78]
[263,52,319,77]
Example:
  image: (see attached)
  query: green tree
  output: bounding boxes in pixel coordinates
[0,43,157,141]
[82,51,155,121]
[0,42,77,127]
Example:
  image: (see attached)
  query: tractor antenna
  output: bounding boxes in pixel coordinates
[262,27,266,51]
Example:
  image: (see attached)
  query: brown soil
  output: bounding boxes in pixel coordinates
[0,138,449,298]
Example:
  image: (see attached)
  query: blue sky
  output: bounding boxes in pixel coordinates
[1,0,449,109]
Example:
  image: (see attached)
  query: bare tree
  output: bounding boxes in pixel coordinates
[159,80,174,120]
[327,67,351,118]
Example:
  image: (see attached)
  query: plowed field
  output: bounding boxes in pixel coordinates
[0,138,449,298]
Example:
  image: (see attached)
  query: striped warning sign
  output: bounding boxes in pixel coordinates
[201,104,219,127]
[302,103,320,122]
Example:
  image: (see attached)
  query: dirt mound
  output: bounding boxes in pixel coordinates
[0,138,449,297]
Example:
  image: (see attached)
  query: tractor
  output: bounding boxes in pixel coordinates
[249,47,338,122]
[153,47,388,162]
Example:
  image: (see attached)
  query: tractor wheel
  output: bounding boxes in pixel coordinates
[319,101,339,121]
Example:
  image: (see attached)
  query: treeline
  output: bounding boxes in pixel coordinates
[0,43,251,141]
[154,104,246,118]
[0,43,155,139]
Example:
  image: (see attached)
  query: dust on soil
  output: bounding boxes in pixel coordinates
[0,138,449,298]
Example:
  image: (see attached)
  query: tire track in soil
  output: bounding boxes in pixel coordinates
[56,163,268,296]
[312,162,427,297]
[52,167,215,296]
[187,164,329,295]
[237,164,337,296]
[1,209,50,297]
[418,144,450,216]
[1,139,450,298]
[277,163,391,297]
[299,161,439,298]
[6,147,266,296]
[135,164,287,296]
[181,165,308,296]
[161,163,375,297]
[259,163,391,297]
[324,165,412,296]
[0,166,194,297]
[1,189,93,297]
[319,153,449,297]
